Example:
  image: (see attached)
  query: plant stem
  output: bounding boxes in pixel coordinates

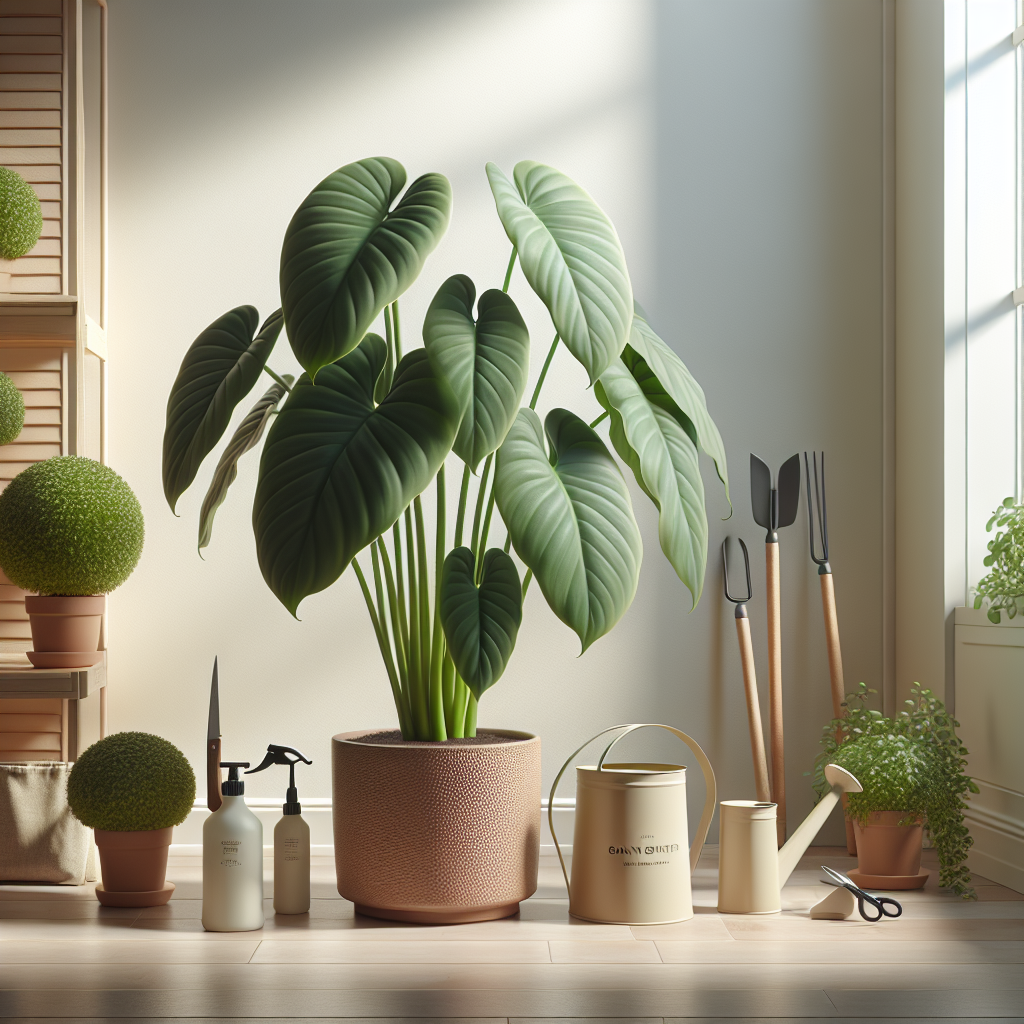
[522,567,533,599]
[452,674,471,737]
[428,469,447,740]
[465,692,478,737]
[413,496,434,736]
[454,463,470,547]
[470,454,493,557]
[404,506,426,737]
[529,332,560,410]
[392,301,403,364]
[382,305,395,396]
[590,410,609,428]
[502,246,517,293]
[369,543,409,736]
[392,522,410,670]
[262,366,292,392]
[442,650,457,737]
[376,537,409,706]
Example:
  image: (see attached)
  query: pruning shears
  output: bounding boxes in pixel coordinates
[821,865,903,922]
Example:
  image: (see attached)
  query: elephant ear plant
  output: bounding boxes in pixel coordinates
[163,157,730,741]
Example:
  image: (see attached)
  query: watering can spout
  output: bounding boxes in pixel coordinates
[776,764,862,888]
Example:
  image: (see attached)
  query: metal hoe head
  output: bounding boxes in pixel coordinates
[722,537,752,616]
[804,451,830,573]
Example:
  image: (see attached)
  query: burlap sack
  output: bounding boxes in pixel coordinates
[0,762,96,884]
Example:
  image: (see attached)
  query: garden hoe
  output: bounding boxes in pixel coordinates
[805,451,857,854]
[722,537,770,802]
[750,452,801,846]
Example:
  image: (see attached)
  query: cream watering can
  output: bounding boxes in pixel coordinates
[717,762,862,914]
[549,724,716,925]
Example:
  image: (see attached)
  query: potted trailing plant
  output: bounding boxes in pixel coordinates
[67,731,196,907]
[972,497,1023,622]
[0,166,43,290]
[0,455,145,667]
[813,683,978,898]
[163,156,729,922]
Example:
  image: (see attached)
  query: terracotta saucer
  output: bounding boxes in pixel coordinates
[27,650,104,669]
[96,881,175,907]
[847,868,929,890]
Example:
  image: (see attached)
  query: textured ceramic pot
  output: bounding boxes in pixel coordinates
[853,811,924,876]
[332,729,541,924]
[94,826,174,906]
[25,595,104,656]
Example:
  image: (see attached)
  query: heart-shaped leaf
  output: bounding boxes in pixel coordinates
[486,161,632,384]
[281,157,451,379]
[422,275,530,472]
[494,407,642,652]
[197,376,293,553]
[628,304,729,503]
[440,546,523,698]
[163,306,283,513]
[253,336,459,615]
[597,349,707,604]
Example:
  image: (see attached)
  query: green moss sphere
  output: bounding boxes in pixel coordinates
[0,456,144,595]
[0,371,24,446]
[0,167,43,262]
[67,732,196,832]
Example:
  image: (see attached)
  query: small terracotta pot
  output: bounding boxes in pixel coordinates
[852,811,924,876]
[332,729,541,924]
[25,595,104,656]
[94,826,173,902]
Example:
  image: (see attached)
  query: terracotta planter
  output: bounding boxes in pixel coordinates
[853,811,924,875]
[332,729,541,924]
[25,595,104,660]
[93,826,174,907]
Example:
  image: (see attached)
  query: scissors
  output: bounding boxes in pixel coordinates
[821,865,903,922]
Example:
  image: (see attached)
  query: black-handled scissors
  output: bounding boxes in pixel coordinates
[821,865,903,922]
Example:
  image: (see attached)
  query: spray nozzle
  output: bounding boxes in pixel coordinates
[219,761,250,796]
[245,745,312,815]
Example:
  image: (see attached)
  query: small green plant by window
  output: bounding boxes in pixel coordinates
[0,166,43,262]
[972,497,1023,623]
[812,682,978,899]
[0,371,25,446]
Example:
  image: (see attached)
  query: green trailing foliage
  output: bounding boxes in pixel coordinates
[972,497,1024,623]
[813,683,978,899]
[0,370,25,446]
[67,732,196,832]
[0,167,42,262]
[163,156,729,740]
[0,456,144,596]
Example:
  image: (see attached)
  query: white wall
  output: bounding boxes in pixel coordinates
[105,0,887,844]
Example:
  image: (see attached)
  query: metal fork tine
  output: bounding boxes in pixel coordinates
[804,451,829,566]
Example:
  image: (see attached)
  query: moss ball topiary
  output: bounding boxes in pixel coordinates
[0,456,144,595]
[0,371,24,446]
[67,732,196,832]
[0,167,43,262]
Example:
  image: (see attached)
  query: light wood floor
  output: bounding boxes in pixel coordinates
[1,846,1021,1022]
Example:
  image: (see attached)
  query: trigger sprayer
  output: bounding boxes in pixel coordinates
[246,745,312,915]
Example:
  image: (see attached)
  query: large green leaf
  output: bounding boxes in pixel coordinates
[253,337,459,615]
[281,157,451,379]
[494,407,642,652]
[628,304,729,503]
[597,350,707,605]
[439,546,522,698]
[485,161,632,384]
[163,306,282,513]
[422,275,530,472]
[197,377,293,553]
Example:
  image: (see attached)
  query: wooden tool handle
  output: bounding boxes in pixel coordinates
[819,572,846,719]
[735,616,771,802]
[207,738,222,813]
[766,541,785,846]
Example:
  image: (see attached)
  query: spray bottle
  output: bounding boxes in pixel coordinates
[246,745,313,915]
[202,761,265,932]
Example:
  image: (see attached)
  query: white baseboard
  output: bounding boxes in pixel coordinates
[966,780,1024,894]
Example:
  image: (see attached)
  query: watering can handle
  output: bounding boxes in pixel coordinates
[547,723,717,897]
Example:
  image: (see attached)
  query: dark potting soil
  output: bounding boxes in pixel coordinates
[353,729,525,746]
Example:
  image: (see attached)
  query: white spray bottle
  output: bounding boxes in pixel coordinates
[246,744,312,915]
[202,761,264,932]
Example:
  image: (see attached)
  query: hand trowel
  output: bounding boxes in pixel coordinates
[750,453,801,846]
[207,657,222,813]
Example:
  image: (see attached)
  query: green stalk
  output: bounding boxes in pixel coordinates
[454,463,471,547]
[442,651,457,736]
[262,366,292,392]
[529,332,560,410]
[477,482,497,583]
[376,537,409,705]
[590,410,609,428]
[353,556,409,737]
[452,673,471,737]
[404,506,425,738]
[392,301,404,364]
[369,543,409,735]
[392,522,410,662]
[382,306,395,396]
[522,566,534,599]
[465,691,479,738]
[502,246,517,293]
[428,468,447,740]
[413,496,434,736]
[469,454,493,557]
